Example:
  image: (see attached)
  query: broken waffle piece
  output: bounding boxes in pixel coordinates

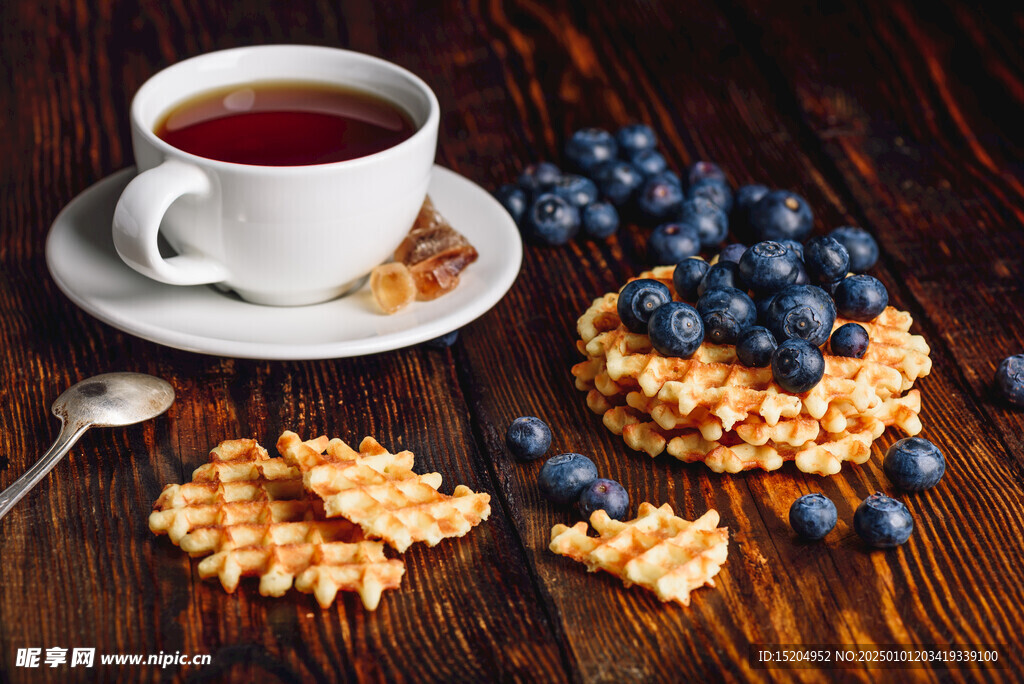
[149,437,404,610]
[396,195,478,300]
[550,502,728,606]
[277,430,491,553]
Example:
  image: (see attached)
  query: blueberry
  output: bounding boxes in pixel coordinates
[686,160,727,187]
[538,453,599,505]
[672,258,710,302]
[793,262,810,285]
[581,201,620,240]
[630,149,668,177]
[749,190,814,242]
[617,278,672,333]
[738,241,802,295]
[718,243,747,265]
[423,330,459,348]
[523,193,581,246]
[494,184,528,226]
[830,323,869,358]
[697,261,742,297]
[854,493,914,548]
[764,284,837,347]
[678,197,728,248]
[579,478,630,520]
[834,275,888,321]
[697,287,756,345]
[615,123,657,157]
[592,160,644,206]
[996,354,1024,408]
[804,236,850,285]
[505,416,552,461]
[517,162,561,194]
[883,437,945,492]
[648,169,682,188]
[736,326,777,367]
[637,177,685,222]
[648,222,701,265]
[735,183,770,213]
[772,338,826,393]
[551,174,598,210]
[829,226,879,273]
[789,493,837,540]
[648,302,704,358]
[780,239,804,261]
[565,128,618,174]
[689,177,734,213]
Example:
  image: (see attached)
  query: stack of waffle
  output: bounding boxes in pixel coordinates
[572,266,932,476]
[150,433,490,609]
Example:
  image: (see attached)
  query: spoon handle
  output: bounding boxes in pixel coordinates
[0,420,91,521]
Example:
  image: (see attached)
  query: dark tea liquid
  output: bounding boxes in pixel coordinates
[154,81,416,166]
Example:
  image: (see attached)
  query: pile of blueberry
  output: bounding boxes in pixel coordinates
[789,436,946,548]
[622,226,885,394]
[506,416,629,520]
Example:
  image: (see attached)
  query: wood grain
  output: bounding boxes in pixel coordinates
[1,0,1022,682]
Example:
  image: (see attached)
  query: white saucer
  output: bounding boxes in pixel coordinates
[46,166,521,359]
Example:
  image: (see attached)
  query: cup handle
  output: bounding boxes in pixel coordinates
[112,159,230,285]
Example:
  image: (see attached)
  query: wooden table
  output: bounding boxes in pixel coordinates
[2,1,1023,682]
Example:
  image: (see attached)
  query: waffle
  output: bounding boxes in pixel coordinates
[149,438,405,610]
[572,268,931,474]
[550,502,728,606]
[277,431,491,553]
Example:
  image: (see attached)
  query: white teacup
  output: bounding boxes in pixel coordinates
[112,45,439,306]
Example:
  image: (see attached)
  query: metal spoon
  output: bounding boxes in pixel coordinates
[0,372,175,521]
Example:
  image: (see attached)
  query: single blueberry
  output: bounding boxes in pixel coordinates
[772,338,826,393]
[830,323,869,358]
[579,478,630,520]
[883,437,946,492]
[678,197,729,248]
[686,160,728,187]
[494,184,528,226]
[735,183,770,213]
[565,128,618,174]
[749,190,814,242]
[581,201,620,240]
[718,243,747,265]
[673,258,710,302]
[551,174,599,209]
[637,177,685,222]
[648,302,704,358]
[804,236,850,285]
[592,160,644,206]
[995,354,1024,408]
[789,493,837,540]
[423,330,459,349]
[697,261,742,297]
[736,326,777,367]
[780,239,804,261]
[697,287,756,345]
[523,193,581,246]
[630,149,668,177]
[505,416,553,461]
[538,453,599,505]
[738,241,802,295]
[830,226,879,273]
[764,284,837,347]
[854,493,914,548]
[517,162,561,194]
[834,275,888,321]
[617,279,672,333]
[689,177,734,213]
[648,222,701,265]
[616,123,658,157]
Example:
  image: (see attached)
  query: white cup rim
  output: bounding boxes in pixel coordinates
[129,44,440,175]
